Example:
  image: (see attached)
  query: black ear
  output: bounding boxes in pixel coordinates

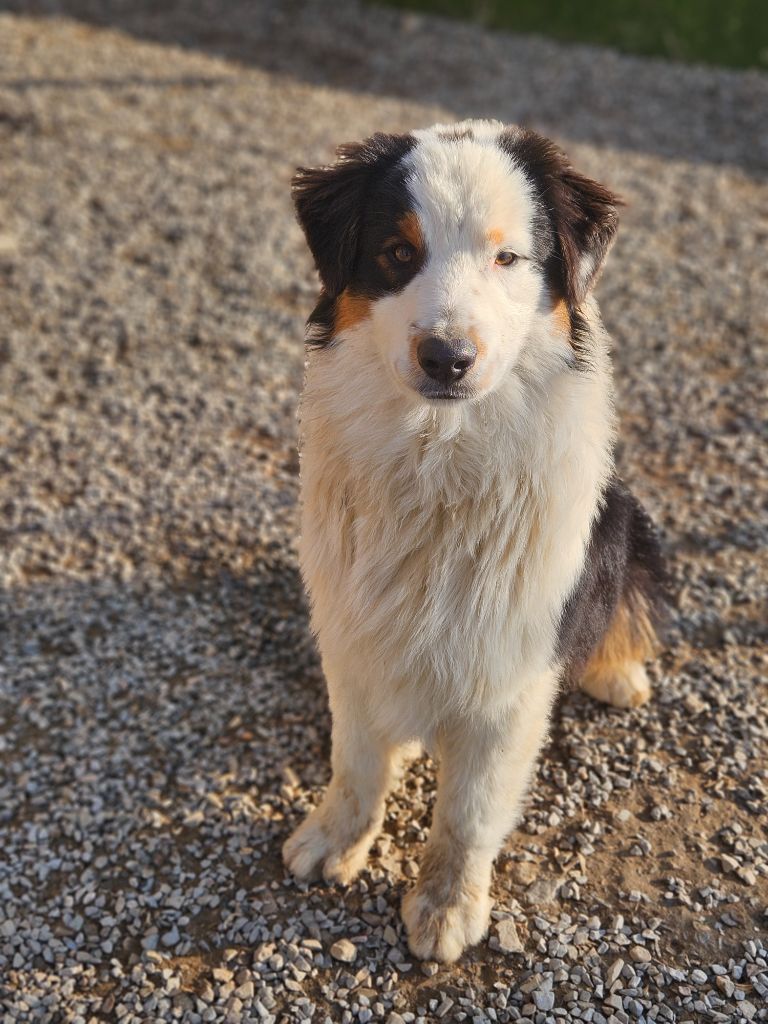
[551,164,621,308]
[292,132,414,297]
[500,128,621,309]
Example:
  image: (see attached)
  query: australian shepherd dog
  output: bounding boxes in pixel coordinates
[282,120,666,962]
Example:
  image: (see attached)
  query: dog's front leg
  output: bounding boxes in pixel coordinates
[283,662,411,885]
[402,672,557,962]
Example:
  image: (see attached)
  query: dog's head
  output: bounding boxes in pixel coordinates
[293,120,620,403]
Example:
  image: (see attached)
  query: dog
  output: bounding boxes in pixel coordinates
[282,119,666,963]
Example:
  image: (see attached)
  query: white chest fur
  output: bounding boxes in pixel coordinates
[298,308,615,731]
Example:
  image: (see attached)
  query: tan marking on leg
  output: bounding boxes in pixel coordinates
[580,596,658,708]
[335,291,371,334]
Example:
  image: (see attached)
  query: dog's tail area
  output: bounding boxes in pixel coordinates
[559,478,672,707]
[579,487,671,707]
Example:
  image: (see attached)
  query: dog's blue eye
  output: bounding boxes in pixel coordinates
[495,250,518,267]
[392,243,414,264]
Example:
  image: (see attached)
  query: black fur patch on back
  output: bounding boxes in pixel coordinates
[557,478,669,685]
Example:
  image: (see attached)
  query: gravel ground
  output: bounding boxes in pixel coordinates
[1,2,767,1021]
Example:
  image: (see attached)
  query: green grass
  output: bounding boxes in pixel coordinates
[377,0,768,69]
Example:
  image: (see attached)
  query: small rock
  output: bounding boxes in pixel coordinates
[496,919,524,954]
[236,980,254,1000]
[161,926,180,947]
[534,988,555,1012]
[524,877,561,906]
[330,939,357,963]
[716,976,735,997]
[629,945,652,963]
[606,958,624,987]
[511,861,538,885]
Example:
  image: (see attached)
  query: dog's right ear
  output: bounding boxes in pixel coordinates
[292,132,414,297]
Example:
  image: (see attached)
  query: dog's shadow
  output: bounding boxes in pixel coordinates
[2,546,745,977]
[0,558,336,964]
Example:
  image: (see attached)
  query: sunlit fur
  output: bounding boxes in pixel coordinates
[381,124,548,400]
[284,120,660,963]
[300,294,614,729]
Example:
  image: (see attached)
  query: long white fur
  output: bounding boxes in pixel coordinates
[284,120,617,962]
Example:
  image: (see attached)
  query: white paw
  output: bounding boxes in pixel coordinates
[581,662,651,709]
[282,811,331,881]
[282,810,371,885]
[402,883,491,963]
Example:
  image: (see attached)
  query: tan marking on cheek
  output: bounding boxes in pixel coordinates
[487,228,504,247]
[397,211,425,253]
[335,291,371,334]
[467,325,487,362]
[552,299,571,336]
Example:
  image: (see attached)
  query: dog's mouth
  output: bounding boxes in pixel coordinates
[417,382,474,401]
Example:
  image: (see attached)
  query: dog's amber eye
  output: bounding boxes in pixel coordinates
[495,249,518,267]
[392,243,414,264]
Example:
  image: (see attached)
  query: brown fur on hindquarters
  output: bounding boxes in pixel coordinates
[579,593,659,708]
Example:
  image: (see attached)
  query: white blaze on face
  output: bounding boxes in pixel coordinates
[369,121,548,400]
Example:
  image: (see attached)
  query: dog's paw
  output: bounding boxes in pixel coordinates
[580,661,651,709]
[282,811,371,885]
[401,883,491,963]
[282,812,331,881]
[321,843,371,885]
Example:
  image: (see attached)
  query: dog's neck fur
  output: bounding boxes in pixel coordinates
[298,301,616,721]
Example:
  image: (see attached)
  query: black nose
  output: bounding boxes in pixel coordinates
[416,336,477,384]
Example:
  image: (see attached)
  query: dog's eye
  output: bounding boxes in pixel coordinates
[495,249,518,267]
[391,243,414,264]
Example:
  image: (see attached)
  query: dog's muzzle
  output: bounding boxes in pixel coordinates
[416,336,477,386]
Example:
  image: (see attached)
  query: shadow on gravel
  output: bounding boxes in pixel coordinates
[0,74,233,91]
[2,0,767,178]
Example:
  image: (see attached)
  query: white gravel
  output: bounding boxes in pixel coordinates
[0,1,766,1022]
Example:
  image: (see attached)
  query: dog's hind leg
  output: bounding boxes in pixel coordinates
[578,595,656,709]
[283,662,413,885]
[402,671,558,963]
[563,480,667,709]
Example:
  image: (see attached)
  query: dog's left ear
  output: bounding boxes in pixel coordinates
[501,128,621,309]
[292,132,414,297]
[550,164,621,308]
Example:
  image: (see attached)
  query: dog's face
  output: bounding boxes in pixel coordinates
[293,120,619,403]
